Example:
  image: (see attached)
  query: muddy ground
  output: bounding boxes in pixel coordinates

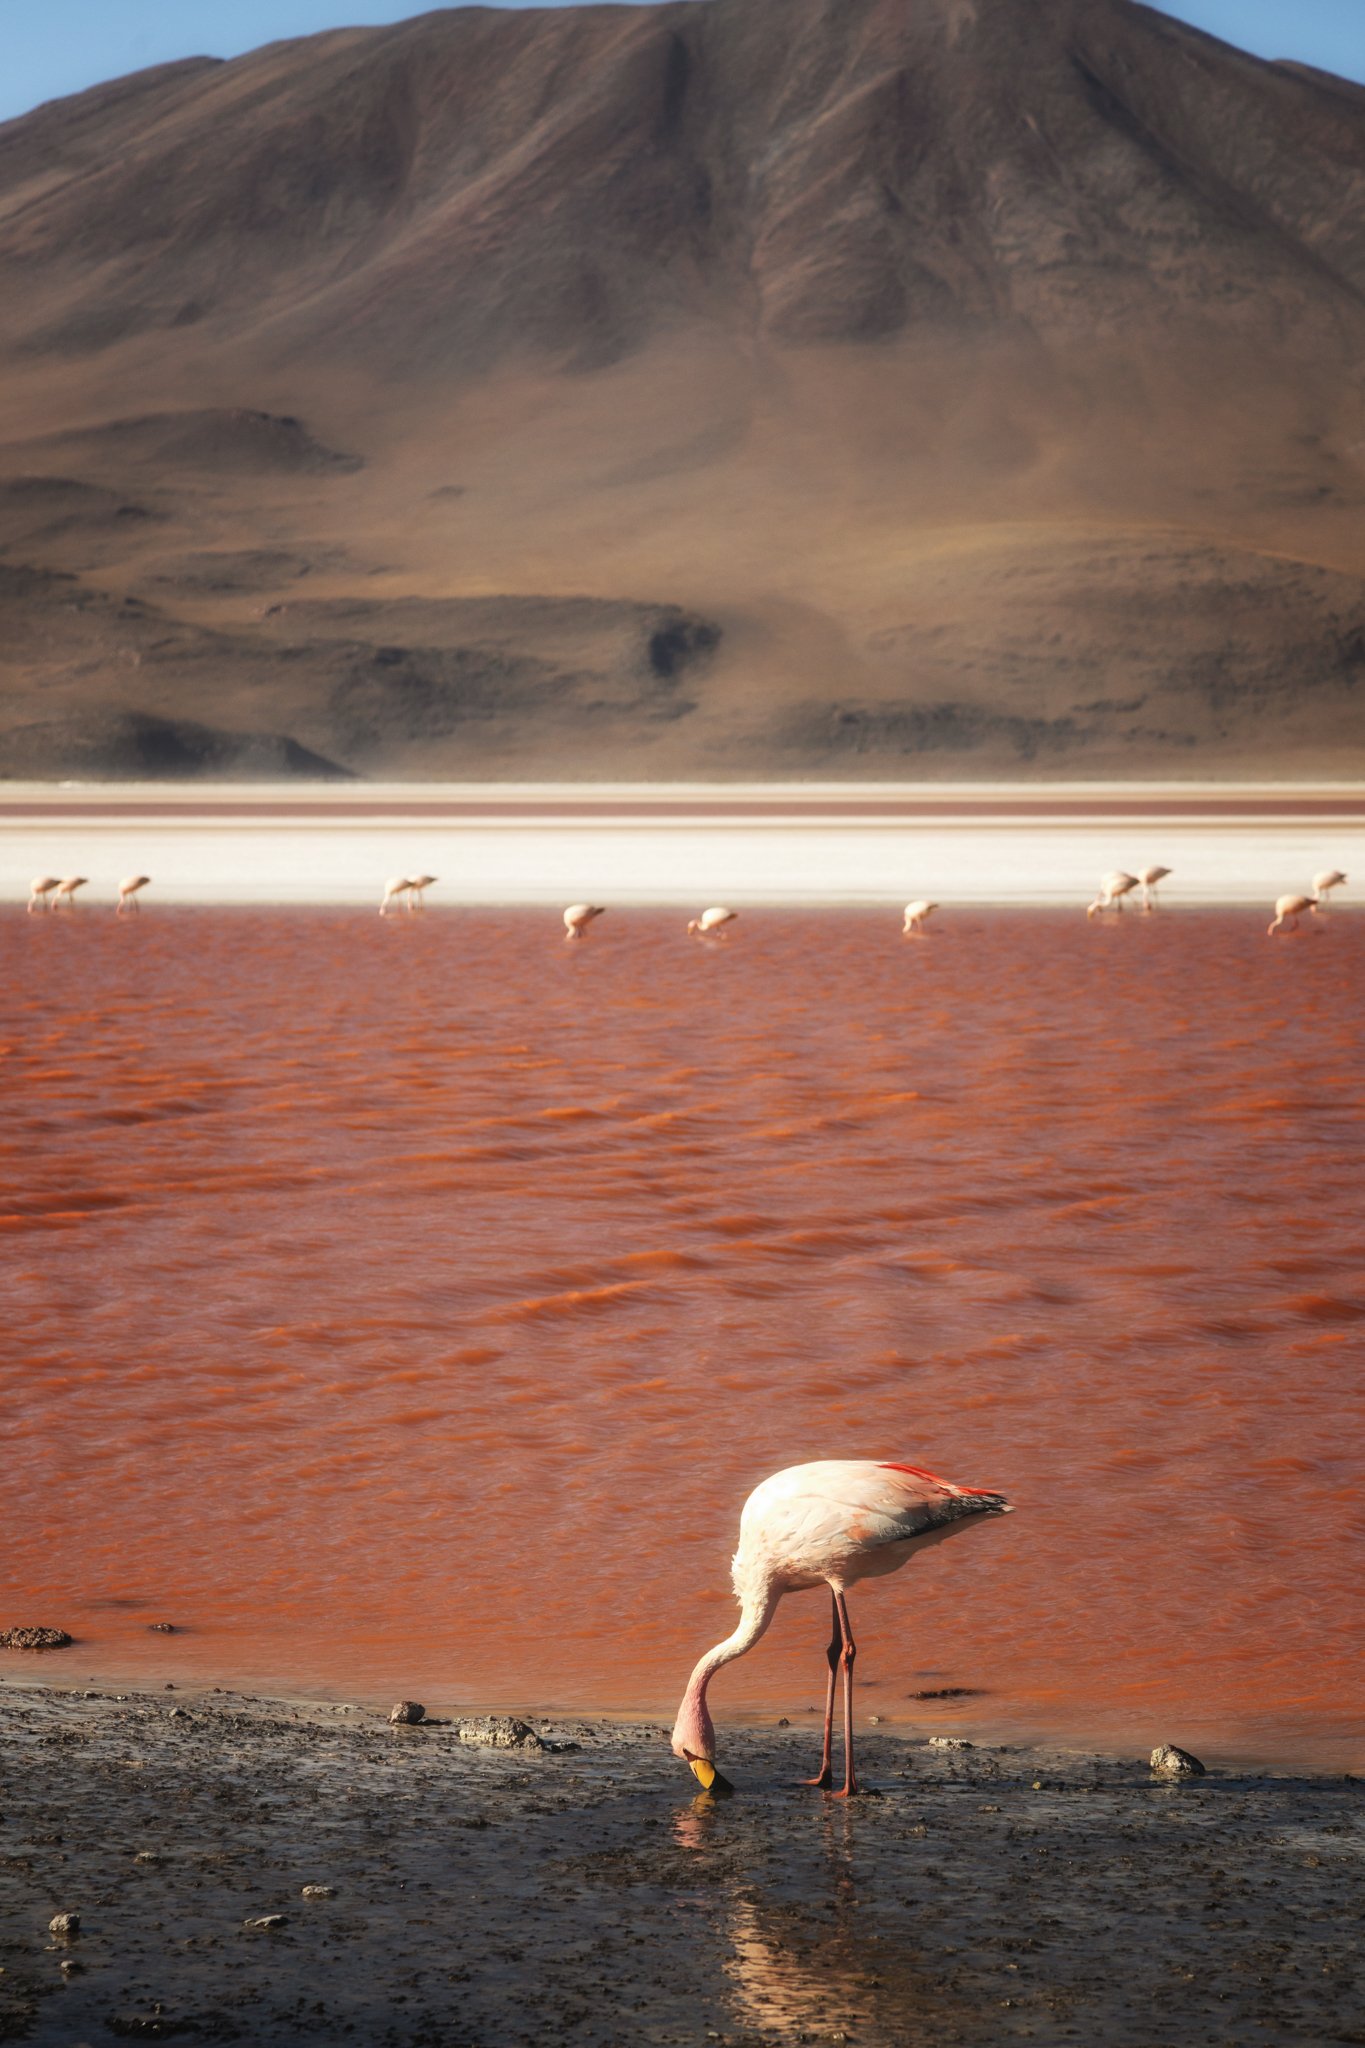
[0,1681,1360,2047]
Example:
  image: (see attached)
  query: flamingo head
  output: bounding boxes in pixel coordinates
[671,1692,734,1795]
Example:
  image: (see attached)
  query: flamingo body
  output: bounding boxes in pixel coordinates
[563,903,605,940]
[379,877,412,916]
[54,877,88,907]
[688,907,738,935]
[404,874,437,909]
[1087,870,1138,917]
[117,875,150,914]
[1312,869,1346,902]
[27,875,60,913]
[1268,892,1316,936]
[902,899,938,934]
[672,1459,1010,1795]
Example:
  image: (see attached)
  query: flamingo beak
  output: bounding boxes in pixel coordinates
[686,1756,734,1795]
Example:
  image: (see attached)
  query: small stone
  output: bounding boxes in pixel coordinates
[456,1715,546,1750]
[134,1851,164,1864]
[48,1911,81,1937]
[59,1957,84,1975]
[148,1622,177,1633]
[301,1884,336,1899]
[0,1627,73,1651]
[1150,1744,1205,1776]
[869,1714,883,1724]
[168,1707,189,1720]
[243,1914,288,1931]
[388,1700,426,1725]
[928,1736,973,1750]
[777,1716,790,1726]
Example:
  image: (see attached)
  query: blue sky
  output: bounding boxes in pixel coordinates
[1,0,1361,124]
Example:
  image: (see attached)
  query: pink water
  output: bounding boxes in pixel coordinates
[3,907,1362,1768]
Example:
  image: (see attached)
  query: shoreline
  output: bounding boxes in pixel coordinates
[3,1664,1356,1783]
[2,1677,1360,2046]
[5,778,1362,905]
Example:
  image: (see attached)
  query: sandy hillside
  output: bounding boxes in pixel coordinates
[0,0,1363,780]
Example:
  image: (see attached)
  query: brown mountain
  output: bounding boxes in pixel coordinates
[1,0,1363,780]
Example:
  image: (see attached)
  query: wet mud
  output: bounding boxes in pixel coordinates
[1,1683,1360,2047]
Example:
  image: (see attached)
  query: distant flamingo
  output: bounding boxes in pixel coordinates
[404,874,438,909]
[672,1459,1011,1798]
[379,877,412,916]
[27,875,60,913]
[563,904,605,941]
[902,899,938,935]
[1268,892,1317,936]
[116,876,150,915]
[1312,869,1347,905]
[53,876,88,908]
[1138,865,1171,911]
[1087,871,1138,917]
[688,907,738,937]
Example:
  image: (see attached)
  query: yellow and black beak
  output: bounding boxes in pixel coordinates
[686,1756,735,1796]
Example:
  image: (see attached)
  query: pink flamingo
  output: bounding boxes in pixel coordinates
[53,876,88,908]
[404,874,437,909]
[1312,868,1346,905]
[27,875,60,913]
[688,907,738,937]
[116,875,150,915]
[1138,865,1171,911]
[1086,871,1138,917]
[1268,892,1316,936]
[563,904,605,941]
[672,1459,1011,1798]
[902,899,938,935]
[379,877,412,916]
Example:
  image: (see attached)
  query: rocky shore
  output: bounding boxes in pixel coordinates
[0,1680,1360,2046]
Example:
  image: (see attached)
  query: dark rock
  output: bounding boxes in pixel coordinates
[1,1626,73,1650]
[456,1716,545,1751]
[148,1623,177,1633]
[388,1701,425,1725]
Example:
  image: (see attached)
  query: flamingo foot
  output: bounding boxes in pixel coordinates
[799,1767,834,1789]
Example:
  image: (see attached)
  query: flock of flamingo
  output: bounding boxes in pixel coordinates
[21,864,1348,934]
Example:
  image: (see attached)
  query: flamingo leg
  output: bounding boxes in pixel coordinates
[833,1592,860,1798]
[800,1592,842,1788]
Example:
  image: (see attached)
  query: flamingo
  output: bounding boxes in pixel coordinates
[688,907,738,937]
[902,899,938,935]
[379,877,412,916]
[116,875,150,915]
[1086,871,1138,917]
[1138,865,1171,912]
[53,876,88,908]
[1312,869,1347,905]
[27,875,60,913]
[672,1459,1011,1798]
[404,874,438,910]
[1268,892,1317,936]
[563,904,605,941]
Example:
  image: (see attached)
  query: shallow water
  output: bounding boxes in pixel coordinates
[3,906,1363,1768]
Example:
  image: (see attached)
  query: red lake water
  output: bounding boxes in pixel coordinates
[3,906,1362,1768]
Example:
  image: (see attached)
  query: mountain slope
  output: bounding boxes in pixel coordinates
[1,0,1363,779]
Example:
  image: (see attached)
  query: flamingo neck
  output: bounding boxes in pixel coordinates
[674,1582,779,1756]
